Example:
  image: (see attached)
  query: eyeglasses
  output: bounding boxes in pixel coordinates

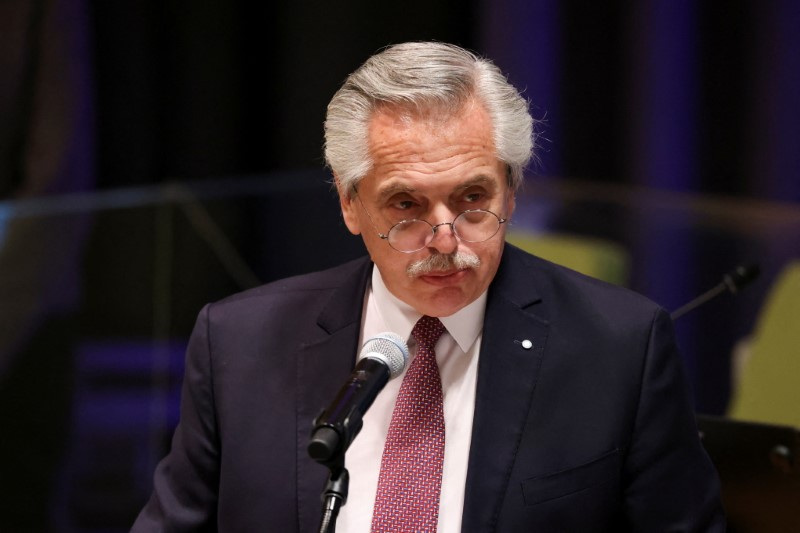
[355,195,507,253]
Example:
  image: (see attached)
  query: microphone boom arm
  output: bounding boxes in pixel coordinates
[670,264,759,321]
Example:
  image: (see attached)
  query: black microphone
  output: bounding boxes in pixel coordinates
[308,332,409,467]
[670,264,760,320]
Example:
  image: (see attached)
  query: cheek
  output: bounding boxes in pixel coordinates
[475,241,505,273]
[367,241,405,275]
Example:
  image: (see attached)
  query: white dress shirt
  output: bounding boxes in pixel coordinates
[336,266,486,533]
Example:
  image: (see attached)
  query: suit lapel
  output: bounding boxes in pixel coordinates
[295,258,373,533]
[462,245,550,532]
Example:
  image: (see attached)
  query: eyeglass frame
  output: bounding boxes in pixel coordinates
[352,187,509,253]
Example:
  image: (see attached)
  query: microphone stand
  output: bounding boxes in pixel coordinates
[318,462,349,533]
[309,422,352,533]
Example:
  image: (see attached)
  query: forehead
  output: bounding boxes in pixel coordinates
[362,102,506,196]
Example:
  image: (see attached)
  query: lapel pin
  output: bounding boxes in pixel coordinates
[519,339,533,350]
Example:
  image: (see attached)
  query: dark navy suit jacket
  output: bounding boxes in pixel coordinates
[133,244,725,531]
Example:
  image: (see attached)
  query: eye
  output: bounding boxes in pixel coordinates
[458,186,490,205]
[393,199,416,210]
[463,191,484,203]
[386,193,422,212]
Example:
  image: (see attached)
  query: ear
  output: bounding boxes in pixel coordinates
[506,192,516,219]
[335,175,361,235]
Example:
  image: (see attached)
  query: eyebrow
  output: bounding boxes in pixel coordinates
[452,175,496,192]
[375,174,498,204]
[375,181,417,204]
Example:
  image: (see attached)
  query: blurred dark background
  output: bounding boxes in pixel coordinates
[1,0,798,530]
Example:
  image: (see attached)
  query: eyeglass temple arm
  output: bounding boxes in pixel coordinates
[353,191,391,240]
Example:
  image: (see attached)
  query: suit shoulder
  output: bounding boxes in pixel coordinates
[504,244,664,320]
[207,255,371,313]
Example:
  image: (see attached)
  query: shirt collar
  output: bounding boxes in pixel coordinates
[370,266,486,352]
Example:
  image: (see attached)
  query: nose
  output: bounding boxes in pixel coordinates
[425,220,458,254]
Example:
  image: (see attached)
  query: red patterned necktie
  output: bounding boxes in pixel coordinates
[371,315,446,533]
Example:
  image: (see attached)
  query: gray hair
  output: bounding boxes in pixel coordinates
[324,41,535,197]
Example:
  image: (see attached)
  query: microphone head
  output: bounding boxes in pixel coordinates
[359,332,409,379]
[724,264,760,293]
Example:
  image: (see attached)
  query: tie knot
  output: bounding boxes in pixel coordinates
[411,315,446,350]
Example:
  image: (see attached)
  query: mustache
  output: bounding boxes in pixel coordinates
[406,251,481,277]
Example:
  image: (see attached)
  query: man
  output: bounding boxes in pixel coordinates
[133,41,725,531]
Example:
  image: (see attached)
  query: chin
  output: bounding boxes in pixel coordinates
[417,288,474,318]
